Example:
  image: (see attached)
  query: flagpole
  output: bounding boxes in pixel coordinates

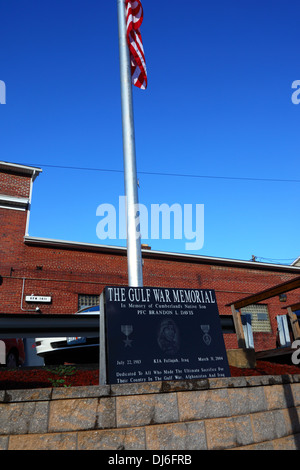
[117,0,143,287]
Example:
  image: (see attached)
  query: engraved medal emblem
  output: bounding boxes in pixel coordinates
[201,325,212,346]
[121,325,133,347]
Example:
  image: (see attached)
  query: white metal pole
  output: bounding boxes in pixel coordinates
[117,0,143,287]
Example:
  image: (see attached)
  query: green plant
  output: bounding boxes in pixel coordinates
[46,365,77,387]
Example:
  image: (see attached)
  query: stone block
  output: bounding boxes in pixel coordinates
[160,379,209,393]
[282,406,300,435]
[97,397,116,429]
[145,421,207,450]
[8,432,77,450]
[3,388,51,403]
[208,377,245,389]
[77,427,146,450]
[205,417,237,450]
[52,385,109,400]
[206,415,256,449]
[0,436,8,450]
[0,401,48,435]
[291,383,300,407]
[273,433,300,450]
[228,386,267,415]
[177,388,231,421]
[265,384,295,410]
[111,382,162,396]
[48,398,98,432]
[251,410,286,443]
[116,393,178,428]
[233,415,254,447]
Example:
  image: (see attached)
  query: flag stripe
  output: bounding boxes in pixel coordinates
[125,0,147,90]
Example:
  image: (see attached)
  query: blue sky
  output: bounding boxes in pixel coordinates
[1,0,299,263]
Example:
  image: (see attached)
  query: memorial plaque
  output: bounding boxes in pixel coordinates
[99,286,230,385]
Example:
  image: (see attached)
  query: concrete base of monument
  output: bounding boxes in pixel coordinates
[226,348,256,369]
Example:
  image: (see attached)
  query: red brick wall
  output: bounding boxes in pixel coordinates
[0,167,31,269]
[0,170,31,198]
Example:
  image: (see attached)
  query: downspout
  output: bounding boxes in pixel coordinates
[20,278,39,312]
[25,170,35,236]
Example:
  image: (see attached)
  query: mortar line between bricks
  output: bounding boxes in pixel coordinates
[226,387,235,418]
[46,399,50,434]
[143,426,148,450]
[175,391,180,422]
[75,431,79,450]
[203,419,209,450]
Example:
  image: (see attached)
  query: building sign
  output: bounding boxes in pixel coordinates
[99,286,230,385]
[25,295,52,303]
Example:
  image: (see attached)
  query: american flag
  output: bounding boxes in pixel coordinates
[125,0,147,90]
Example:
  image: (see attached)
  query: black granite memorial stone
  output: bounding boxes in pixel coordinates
[100,286,231,385]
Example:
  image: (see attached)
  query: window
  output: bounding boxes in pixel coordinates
[78,294,99,310]
[240,304,272,332]
[257,313,268,321]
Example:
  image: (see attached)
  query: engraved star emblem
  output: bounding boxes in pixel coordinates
[123,338,133,347]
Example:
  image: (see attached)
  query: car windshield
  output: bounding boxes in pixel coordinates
[78,305,100,313]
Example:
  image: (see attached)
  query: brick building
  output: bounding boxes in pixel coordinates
[0,161,300,352]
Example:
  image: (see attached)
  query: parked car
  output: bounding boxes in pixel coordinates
[35,305,100,365]
[0,338,25,368]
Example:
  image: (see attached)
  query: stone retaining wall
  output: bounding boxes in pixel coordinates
[1,375,300,450]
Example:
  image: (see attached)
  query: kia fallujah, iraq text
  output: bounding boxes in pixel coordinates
[106,287,216,304]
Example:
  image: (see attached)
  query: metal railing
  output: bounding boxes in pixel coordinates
[0,313,99,339]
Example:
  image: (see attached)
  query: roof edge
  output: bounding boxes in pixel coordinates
[0,161,42,180]
[24,235,300,273]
